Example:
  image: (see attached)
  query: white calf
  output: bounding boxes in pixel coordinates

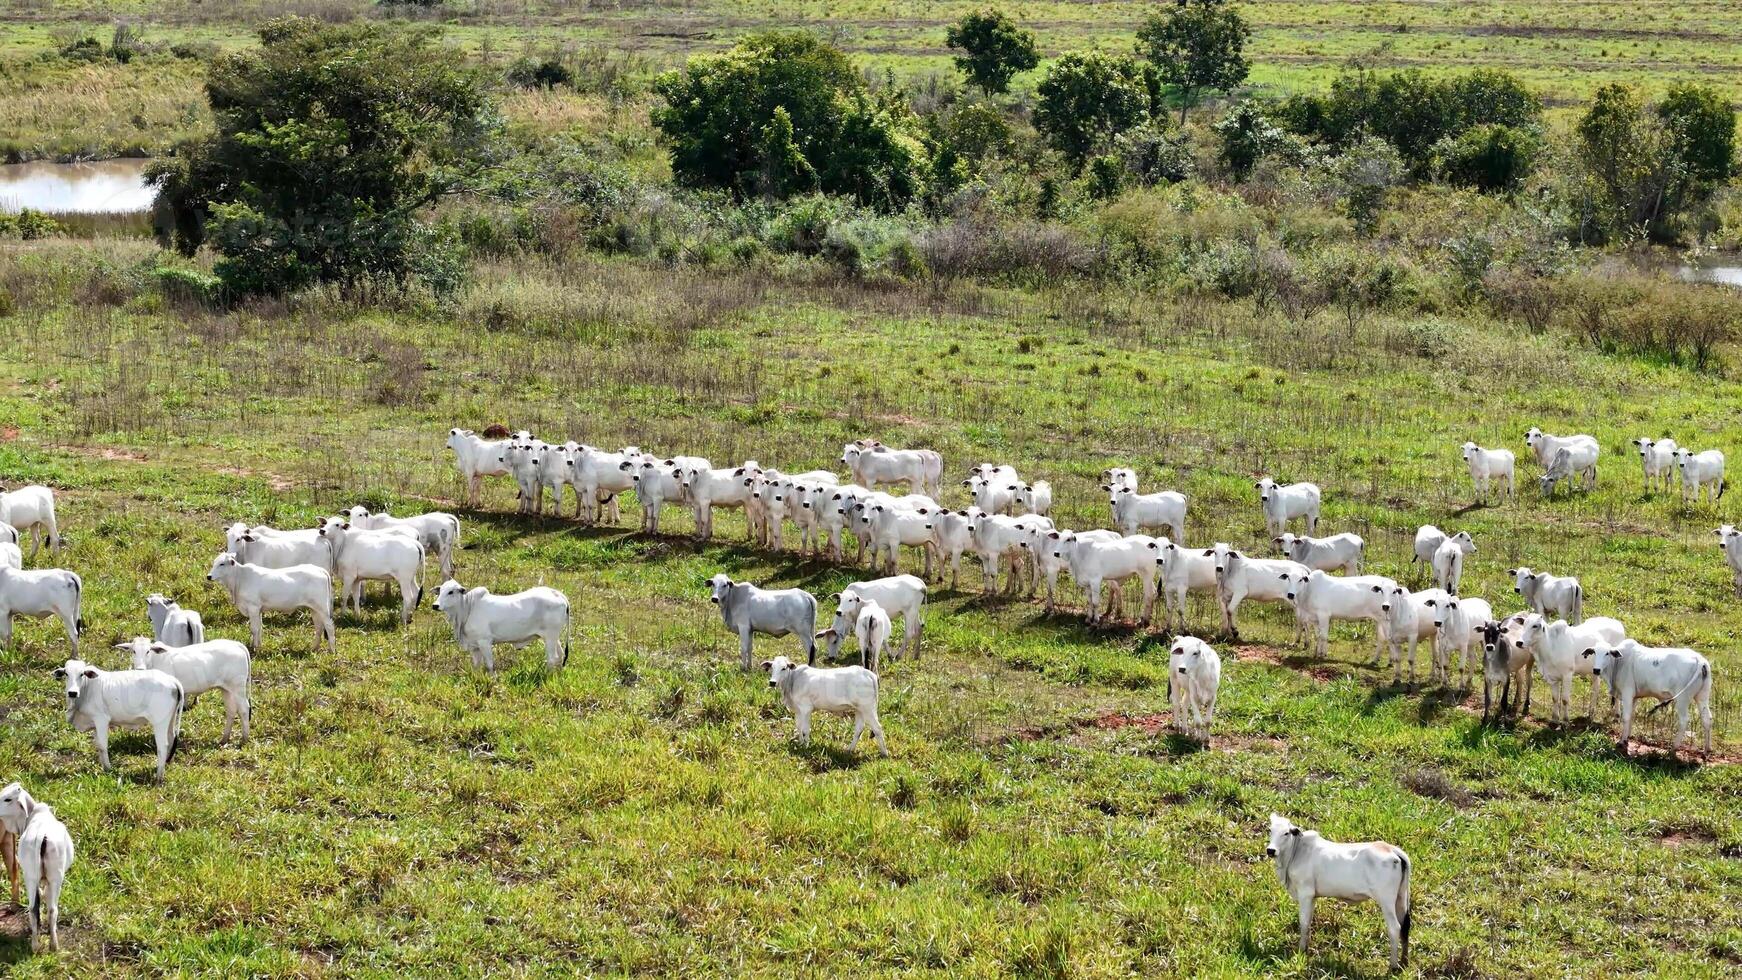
[1379,586,1449,685]
[864,504,938,578]
[963,476,1018,516]
[1109,487,1187,542]
[970,513,1044,594]
[762,656,889,755]
[1524,427,1598,490]
[818,599,893,671]
[1715,525,1742,597]
[709,574,817,670]
[1411,525,1445,570]
[345,506,460,579]
[57,659,184,782]
[432,578,570,672]
[1266,814,1412,972]
[1167,636,1221,741]
[501,437,548,515]
[842,442,943,498]
[1037,529,1119,612]
[0,565,83,655]
[1676,448,1726,504]
[683,467,752,542]
[317,521,424,624]
[1539,444,1599,497]
[1099,467,1138,493]
[630,462,686,534]
[0,484,60,557]
[1460,442,1516,503]
[929,508,983,590]
[1519,614,1626,723]
[1430,595,1491,688]
[1282,571,1396,662]
[825,575,926,662]
[0,785,73,952]
[571,445,645,525]
[206,553,336,653]
[1480,614,1533,722]
[1211,545,1308,640]
[117,636,252,743]
[1589,639,1713,754]
[146,593,206,647]
[1256,478,1320,537]
[1275,532,1364,575]
[1509,566,1582,623]
[446,427,512,507]
[1156,540,1220,634]
[231,524,334,573]
[1430,533,1475,595]
[1014,481,1052,517]
[1058,533,1161,625]
[1632,437,1679,493]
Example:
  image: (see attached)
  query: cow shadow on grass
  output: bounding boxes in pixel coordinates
[1234,927,1393,980]
[787,738,878,773]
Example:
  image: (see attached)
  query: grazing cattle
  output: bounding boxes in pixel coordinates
[1266,814,1412,972]
[708,574,817,670]
[1430,595,1492,688]
[230,523,335,573]
[1519,614,1626,723]
[501,437,548,515]
[1281,571,1396,662]
[535,442,577,516]
[962,476,1019,516]
[0,784,73,952]
[817,598,893,671]
[1155,540,1220,634]
[1379,586,1450,686]
[0,485,60,558]
[1109,487,1187,542]
[0,565,83,655]
[1430,532,1475,595]
[571,445,646,525]
[629,462,686,534]
[431,579,570,673]
[824,575,926,662]
[1675,448,1726,505]
[1481,614,1533,722]
[1275,532,1364,575]
[1256,478,1320,537]
[1540,444,1599,497]
[117,635,252,743]
[928,507,984,590]
[56,658,184,782]
[1715,525,1742,597]
[316,521,424,624]
[1524,427,1598,490]
[1057,533,1161,625]
[682,466,753,543]
[842,442,943,498]
[1411,525,1446,571]
[1632,437,1679,493]
[762,655,889,755]
[1588,639,1713,754]
[1210,545,1308,640]
[970,512,1048,594]
[446,428,513,507]
[1167,636,1221,741]
[344,506,461,579]
[1037,529,1119,612]
[1509,566,1582,623]
[145,593,205,647]
[1460,442,1516,503]
[1014,481,1052,517]
[863,504,939,578]
[206,553,337,653]
[1099,467,1139,493]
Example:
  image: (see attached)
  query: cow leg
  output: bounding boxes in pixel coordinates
[92,719,111,771]
[849,715,865,750]
[794,706,812,745]
[1296,895,1314,954]
[249,610,264,654]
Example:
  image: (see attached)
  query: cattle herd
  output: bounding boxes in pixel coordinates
[0,421,1728,968]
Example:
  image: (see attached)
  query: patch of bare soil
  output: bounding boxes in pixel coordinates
[1087,712,1169,735]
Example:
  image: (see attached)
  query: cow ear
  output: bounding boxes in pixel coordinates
[1288,827,1302,837]
[1200,549,1213,557]
[83,669,98,679]
[916,507,929,514]
[760,660,773,672]
[52,668,66,679]
[1371,585,1381,592]
[241,533,256,543]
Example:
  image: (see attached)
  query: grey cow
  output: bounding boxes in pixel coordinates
[707,573,817,671]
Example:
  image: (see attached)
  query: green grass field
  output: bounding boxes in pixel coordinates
[1,239,1740,976]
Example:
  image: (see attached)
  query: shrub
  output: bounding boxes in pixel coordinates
[1432,123,1541,193]
[0,209,64,240]
[944,8,1039,96]
[506,56,573,90]
[1033,52,1153,169]
[1116,122,1194,186]
[152,266,224,307]
[1278,67,1541,172]
[1214,101,1293,182]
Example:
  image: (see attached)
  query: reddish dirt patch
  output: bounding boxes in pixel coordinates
[1621,742,1739,766]
[0,906,26,939]
[1088,712,1169,734]
[0,426,18,442]
[215,466,294,492]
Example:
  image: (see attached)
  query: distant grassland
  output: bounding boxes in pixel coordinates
[3,1,1742,159]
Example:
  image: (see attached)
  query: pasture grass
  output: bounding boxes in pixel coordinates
[0,239,1739,975]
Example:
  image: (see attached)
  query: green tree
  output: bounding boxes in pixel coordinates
[757,106,818,199]
[148,17,497,296]
[1136,0,1251,124]
[945,9,1040,96]
[1276,68,1541,173]
[1034,52,1152,169]
[652,31,927,208]
[1575,83,1696,240]
[1658,83,1736,184]
[1431,123,1540,193]
[1213,100,1291,181]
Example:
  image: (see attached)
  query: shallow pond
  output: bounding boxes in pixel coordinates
[0,159,155,213]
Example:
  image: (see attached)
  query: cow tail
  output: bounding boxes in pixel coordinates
[1650,662,1711,716]
[1398,851,1412,966]
[73,575,85,634]
[1572,585,1583,625]
[1719,478,1727,502]
[167,688,185,765]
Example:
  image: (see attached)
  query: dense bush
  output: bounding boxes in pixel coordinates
[1034,52,1156,169]
[945,9,1039,96]
[1277,68,1541,171]
[1431,123,1540,193]
[1574,83,1735,242]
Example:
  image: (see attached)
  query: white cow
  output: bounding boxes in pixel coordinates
[1167,636,1221,741]
[708,574,816,671]
[817,598,893,671]
[230,523,335,573]
[962,476,1018,516]
[1211,545,1308,640]
[316,521,424,623]
[1460,442,1516,503]
[762,655,889,755]
[0,784,73,952]
[1518,614,1626,723]
[571,445,646,525]
[1037,529,1119,612]
[535,442,577,516]
[1631,437,1679,493]
[1588,639,1713,754]
[0,484,60,557]
[1715,525,1742,597]
[1540,445,1599,497]
[1430,594,1492,688]
[145,593,205,647]
[1379,586,1450,686]
[1014,481,1052,517]
[683,466,753,542]
[117,636,252,743]
[1109,487,1187,542]
[1099,468,1139,493]
[863,504,938,578]
[842,442,943,498]
[1524,427,1598,490]
[1155,540,1220,634]
[446,427,513,507]
[1411,525,1446,570]
[1509,566,1582,623]
[1282,571,1396,662]
[344,506,461,579]
[966,463,1021,488]
[1480,614,1533,722]
[0,520,19,571]
[1266,814,1412,972]
[970,512,1047,594]
[1675,448,1726,505]
[1256,478,1320,537]
[432,578,570,673]
[928,507,983,590]
[1430,533,1475,595]
[501,437,548,515]
[1057,533,1161,625]
[1275,532,1364,575]
[0,565,83,655]
[206,553,337,653]
[56,658,184,782]
[629,462,686,534]
[824,575,926,662]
